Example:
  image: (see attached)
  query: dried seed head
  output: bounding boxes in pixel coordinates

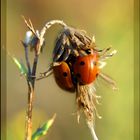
[53,26,96,62]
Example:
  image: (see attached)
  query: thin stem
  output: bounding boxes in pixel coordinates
[86,121,99,140]
[23,18,67,140]
[38,20,67,54]
[25,54,39,140]
[31,54,39,87]
[25,47,39,140]
[24,28,41,140]
[24,47,31,75]
[40,20,67,39]
[25,82,34,140]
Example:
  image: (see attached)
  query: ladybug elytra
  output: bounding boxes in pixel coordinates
[73,52,99,85]
[53,62,75,91]
[53,49,100,90]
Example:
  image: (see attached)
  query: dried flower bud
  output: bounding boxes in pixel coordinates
[23,31,34,46]
[53,27,96,62]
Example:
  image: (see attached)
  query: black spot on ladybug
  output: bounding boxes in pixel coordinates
[63,72,68,77]
[80,61,85,65]
[96,73,99,77]
[76,73,81,78]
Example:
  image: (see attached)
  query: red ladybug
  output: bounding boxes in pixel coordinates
[53,49,99,90]
[53,62,75,91]
[73,52,99,85]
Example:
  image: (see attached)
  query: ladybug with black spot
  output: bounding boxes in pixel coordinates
[53,48,100,91]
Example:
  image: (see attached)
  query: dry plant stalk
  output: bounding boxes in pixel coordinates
[21,17,116,140]
[22,17,67,140]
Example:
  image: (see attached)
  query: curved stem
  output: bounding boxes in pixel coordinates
[40,20,67,39]
[38,20,67,54]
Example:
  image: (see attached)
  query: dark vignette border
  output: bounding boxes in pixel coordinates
[1,0,7,139]
[134,0,140,140]
[0,0,139,140]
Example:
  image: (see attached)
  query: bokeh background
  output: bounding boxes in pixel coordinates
[4,0,135,140]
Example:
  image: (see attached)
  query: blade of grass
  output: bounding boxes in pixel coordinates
[12,56,28,76]
[32,114,56,140]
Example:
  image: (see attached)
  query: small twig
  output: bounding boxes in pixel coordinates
[36,70,53,81]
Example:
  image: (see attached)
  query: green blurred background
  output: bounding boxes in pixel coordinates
[5,0,135,140]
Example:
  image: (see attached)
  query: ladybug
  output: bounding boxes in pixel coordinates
[53,48,100,90]
[73,51,99,85]
[53,62,75,91]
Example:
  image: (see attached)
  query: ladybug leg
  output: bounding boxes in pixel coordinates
[98,72,118,90]
[36,64,53,80]
[36,70,53,80]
